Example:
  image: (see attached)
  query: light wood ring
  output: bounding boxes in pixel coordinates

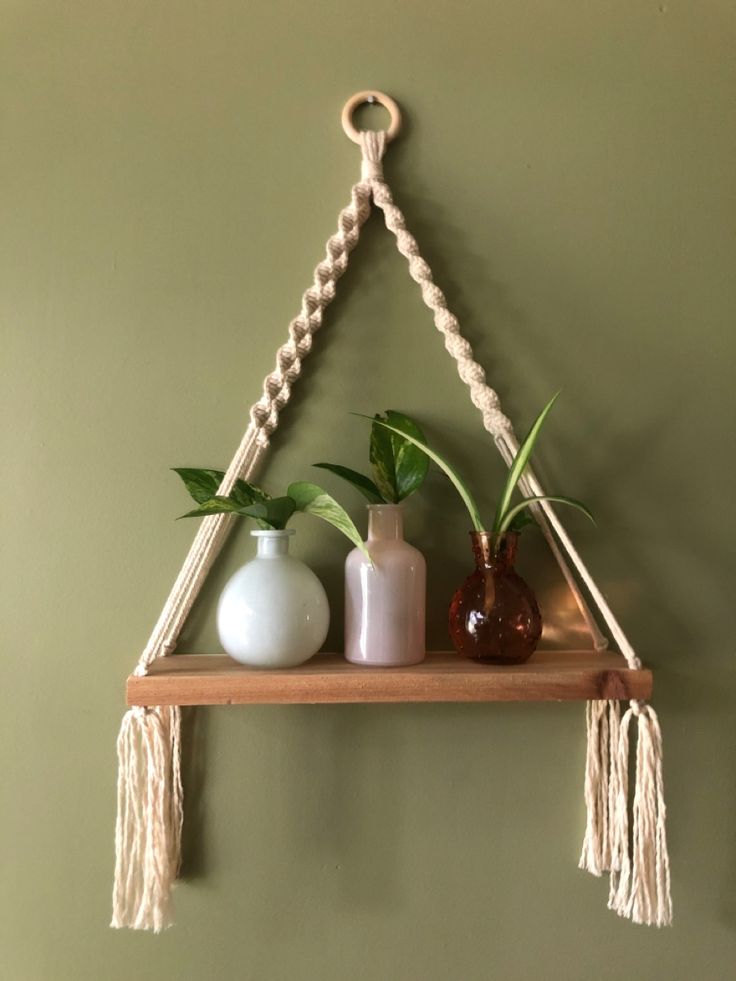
[341,90,402,145]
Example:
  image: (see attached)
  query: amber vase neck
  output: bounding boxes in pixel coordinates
[470,531,518,571]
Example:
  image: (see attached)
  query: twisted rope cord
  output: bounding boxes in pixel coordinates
[364,135,514,438]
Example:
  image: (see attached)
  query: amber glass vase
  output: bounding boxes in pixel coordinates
[449,531,542,664]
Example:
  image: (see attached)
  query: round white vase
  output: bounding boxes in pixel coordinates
[217,529,329,668]
[344,504,426,666]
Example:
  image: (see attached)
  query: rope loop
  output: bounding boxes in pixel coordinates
[360,130,387,181]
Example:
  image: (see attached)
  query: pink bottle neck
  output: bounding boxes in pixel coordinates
[367,504,404,542]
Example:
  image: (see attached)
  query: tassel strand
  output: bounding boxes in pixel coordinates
[111,706,182,932]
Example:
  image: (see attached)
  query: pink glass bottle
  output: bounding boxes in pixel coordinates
[344,504,426,666]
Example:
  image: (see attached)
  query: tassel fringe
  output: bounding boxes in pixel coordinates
[581,698,672,927]
[111,705,183,932]
[579,699,620,875]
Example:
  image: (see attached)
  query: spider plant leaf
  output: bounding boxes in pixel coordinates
[237,496,296,530]
[382,410,430,502]
[492,393,560,534]
[369,418,399,503]
[497,495,595,537]
[287,481,371,560]
[356,415,485,532]
[172,468,226,504]
[313,463,384,504]
[177,495,243,519]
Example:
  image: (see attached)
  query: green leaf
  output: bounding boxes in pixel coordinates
[497,495,596,536]
[237,496,296,530]
[287,481,371,560]
[492,393,560,535]
[369,418,399,503]
[172,468,225,504]
[230,478,270,509]
[381,410,430,502]
[177,495,243,519]
[313,463,384,504]
[507,509,538,534]
[356,415,485,532]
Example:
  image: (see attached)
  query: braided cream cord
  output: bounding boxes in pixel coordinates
[249,182,372,444]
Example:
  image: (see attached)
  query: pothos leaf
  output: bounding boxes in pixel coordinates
[312,463,384,504]
[287,481,371,561]
[381,410,430,502]
[506,509,538,534]
[237,496,296,530]
[230,478,270,509]
[172,468,226,504]
[369,418,399,503]
[177,495,243,519]
[356,415,485,532]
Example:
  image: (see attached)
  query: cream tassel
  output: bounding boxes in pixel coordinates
[111,705,183,932]
[579,699,620,874]
[608,701,672,926]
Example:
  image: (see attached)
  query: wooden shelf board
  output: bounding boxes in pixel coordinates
[126,650,652,706]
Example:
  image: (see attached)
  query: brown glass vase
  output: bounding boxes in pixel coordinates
[449,531,542,664]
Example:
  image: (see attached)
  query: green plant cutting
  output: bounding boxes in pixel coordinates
[173,468,370,558]
[314,410,429,504]
[357,394,595,545]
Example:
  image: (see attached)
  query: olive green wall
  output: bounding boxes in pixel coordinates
[3,2,735,978]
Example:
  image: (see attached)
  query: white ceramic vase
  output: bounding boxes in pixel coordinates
[344,504,426,666]
[217,529,329,668]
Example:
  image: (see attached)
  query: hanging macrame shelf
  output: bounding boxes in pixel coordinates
[126,650,652,706]
[112,92,671,933]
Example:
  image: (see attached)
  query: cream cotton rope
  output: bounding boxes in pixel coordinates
[112,92,671,931]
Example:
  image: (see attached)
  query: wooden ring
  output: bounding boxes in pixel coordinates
[341,90,402,145]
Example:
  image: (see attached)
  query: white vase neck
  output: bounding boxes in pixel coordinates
[367,504,404,542]
[251,529,295,558]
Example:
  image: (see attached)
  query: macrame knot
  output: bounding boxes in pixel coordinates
[359,130,387,181]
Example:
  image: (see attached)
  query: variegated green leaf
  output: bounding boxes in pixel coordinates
[369,418,399,502]
[177,495,242,519]
[357,415,485,532]
[172,468,225,504]
[230,478,270,509]
[381,410,429,502]
[238,496,296,530]
[313,463,383,504]
[287,481,370,560]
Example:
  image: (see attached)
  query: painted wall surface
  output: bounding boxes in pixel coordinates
[3,2,735,979]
